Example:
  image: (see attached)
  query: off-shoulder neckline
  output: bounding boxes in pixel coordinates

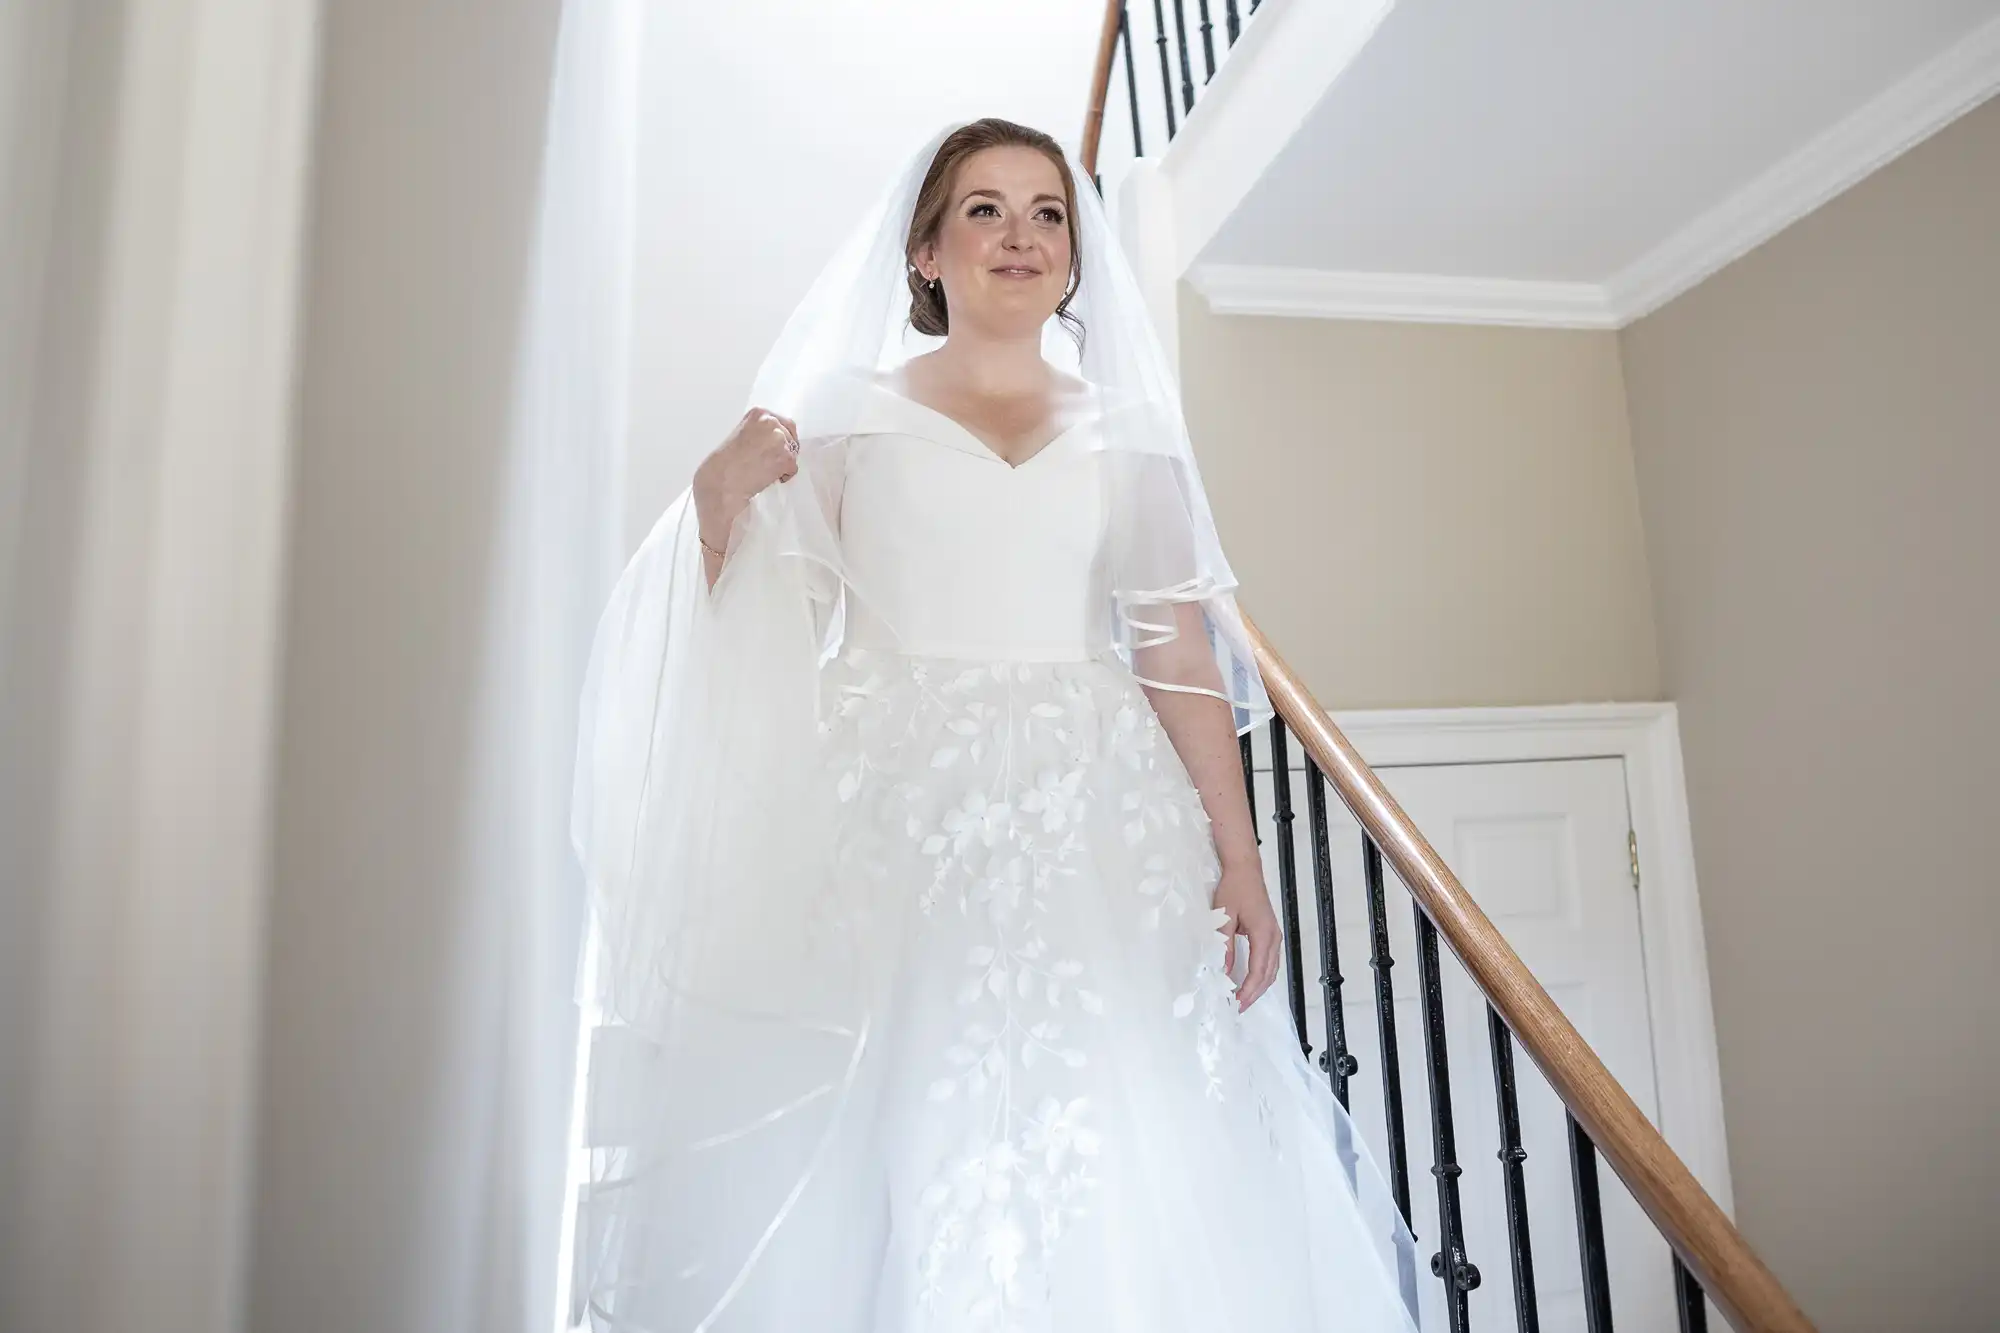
[868,380,1103,470]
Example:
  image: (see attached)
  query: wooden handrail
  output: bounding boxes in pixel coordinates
[1080,0,1124,177]
[1080,9,1808,1325]
[1242,612,1813,1333]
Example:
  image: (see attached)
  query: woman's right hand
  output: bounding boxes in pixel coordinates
[692,407,801,556]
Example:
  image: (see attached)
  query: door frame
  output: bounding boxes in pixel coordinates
[1290,701,1734,1221]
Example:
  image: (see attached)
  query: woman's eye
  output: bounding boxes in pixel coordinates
[965,201,1064,223]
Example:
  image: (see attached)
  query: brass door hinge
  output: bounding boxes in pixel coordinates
[1628,829,1641,892]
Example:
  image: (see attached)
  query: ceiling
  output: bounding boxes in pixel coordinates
[1194,0,2000,323]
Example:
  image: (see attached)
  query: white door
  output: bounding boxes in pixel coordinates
[1251,751,1678,1333]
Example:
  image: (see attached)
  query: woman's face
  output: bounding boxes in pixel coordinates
[918,145,1073,338]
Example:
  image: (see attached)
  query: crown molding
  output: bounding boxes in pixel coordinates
[1606,12,2000,322]
[1189,13,2000,331]
[1187,263,1620,329]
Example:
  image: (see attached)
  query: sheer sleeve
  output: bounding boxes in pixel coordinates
[569,463,866,1329]
[1097,424,1268,732]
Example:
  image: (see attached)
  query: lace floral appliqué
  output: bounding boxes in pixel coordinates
[819,647,1273,1329]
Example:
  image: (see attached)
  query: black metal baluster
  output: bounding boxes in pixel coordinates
[1415,909,1480,1330]
[1362,836,1412,1223]
[1118,4,1143,158]
[1149,0,1178,140]
[1194,0,1217,80]
[1238,731,1257,836]
[1267,721,1308,1054]
[1304,758,1355,1107]
[1224,0,1241,46]
[1170,0,1196,113]
[1568,1115,1615,1333]
[1489,1008,1541,1332]
[1363,836,1420,1307]
[1673,1255,1709,1333]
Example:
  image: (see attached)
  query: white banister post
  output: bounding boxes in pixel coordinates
[1113,156,1183,381]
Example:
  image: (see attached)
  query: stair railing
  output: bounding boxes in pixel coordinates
[1083,0,1262,183]
[1242,614,1812,1333]
[1081,10,1815,1325]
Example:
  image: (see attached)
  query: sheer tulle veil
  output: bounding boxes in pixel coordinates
[567,120,1415,1330]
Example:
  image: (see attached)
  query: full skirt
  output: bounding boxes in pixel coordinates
[700,645,1423,1332]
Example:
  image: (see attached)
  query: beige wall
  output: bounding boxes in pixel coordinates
[1180,293,1660,709]
[1620,96,2000,1333]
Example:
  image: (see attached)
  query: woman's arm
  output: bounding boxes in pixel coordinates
[1137,600,1281,1012]
[693,407,801,590]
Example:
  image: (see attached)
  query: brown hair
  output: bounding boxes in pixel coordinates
[905,118,1085,350]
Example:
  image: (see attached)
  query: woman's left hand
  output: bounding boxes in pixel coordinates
[1213,862,1281,1012]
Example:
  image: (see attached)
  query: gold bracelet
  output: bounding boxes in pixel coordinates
[698,530,727,560]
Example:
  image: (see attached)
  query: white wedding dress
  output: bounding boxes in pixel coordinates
[628,379,1420,1332]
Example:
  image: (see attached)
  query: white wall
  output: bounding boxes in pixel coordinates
[0,0,73,647]
[0,4,88,1313]
[0,2,319,1331]
[251,6,569,1332]
[624,0,1104,542]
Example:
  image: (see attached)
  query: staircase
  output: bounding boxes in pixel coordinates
[1080,7,1813,1331]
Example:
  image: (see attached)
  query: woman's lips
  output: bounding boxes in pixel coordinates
[991,266,1040,278]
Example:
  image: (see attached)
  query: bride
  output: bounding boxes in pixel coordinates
[570,117,1422,1332]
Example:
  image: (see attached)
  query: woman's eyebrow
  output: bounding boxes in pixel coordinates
[959,188,1067,207]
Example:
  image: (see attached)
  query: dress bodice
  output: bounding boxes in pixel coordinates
[838,382,1109,662]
